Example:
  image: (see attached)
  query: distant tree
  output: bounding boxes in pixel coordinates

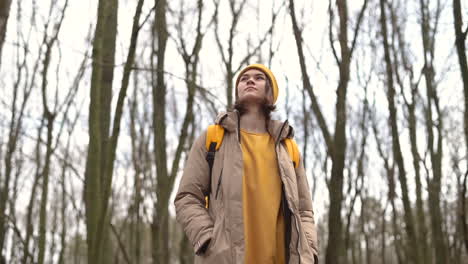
[416,0,449,262]
[387,1,430,261]
[378,0,421,263]
[0,3,35,262]
[36,2,69,263]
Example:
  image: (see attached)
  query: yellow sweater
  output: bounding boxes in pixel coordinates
[241,129,285,264]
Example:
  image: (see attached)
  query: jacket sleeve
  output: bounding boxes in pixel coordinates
[174,131,213,254]
[295,155,319,261]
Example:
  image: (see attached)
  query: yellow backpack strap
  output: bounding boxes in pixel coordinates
[204,125,225,208]
[205,125,224,151]
[284,138,300,168]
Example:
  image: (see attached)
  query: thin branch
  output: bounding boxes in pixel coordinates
[328,0,340,65]
[349,0,369,56]
[110,223,132,264]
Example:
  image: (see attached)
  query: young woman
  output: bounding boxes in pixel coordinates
[175,64,318,264]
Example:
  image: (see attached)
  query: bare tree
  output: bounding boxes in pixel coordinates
[387,1,430,261]
[372,109,404,264]
[84,0,145,262]
[21,122,44,264]
[0,3,36,262]
[344,83,370,262]
[151,0,205,262]
[417,0,449,262]
[288,0,368,262]
[128,63,153,264]
[379,0,421,263]
[36,2,69,263]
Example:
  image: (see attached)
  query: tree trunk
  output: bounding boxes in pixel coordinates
[85,0,144,261]
[84,0,118,262]
[0,0,12,68]
[453,0,468,254]
[58,134,72,264]
[418,0,449,261]
[37,3,68,257]
[37,111,55,264]
[381,204,387,264]
[289,0,367,262]
[379,0,420,263]
[407,89,430,263]
[151,0,169,262]
[152,0,203,262]
[453,0,468,155]
[129,63,146,264]
[388,2,431,260]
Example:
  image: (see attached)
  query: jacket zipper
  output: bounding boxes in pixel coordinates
[275,120,301,263]
[215,168,223,199]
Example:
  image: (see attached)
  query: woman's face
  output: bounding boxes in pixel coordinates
[237,69,271,105]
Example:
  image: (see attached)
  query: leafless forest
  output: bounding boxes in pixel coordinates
[0,0,467,263]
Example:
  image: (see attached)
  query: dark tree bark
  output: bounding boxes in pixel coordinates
[453,0,468,158]
[453,0,468,254]
[0,0,12,68]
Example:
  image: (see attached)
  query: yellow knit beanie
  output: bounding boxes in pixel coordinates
[235,64,279,104]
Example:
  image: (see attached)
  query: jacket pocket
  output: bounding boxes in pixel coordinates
[200,216,230,262]
[215,168,223,199]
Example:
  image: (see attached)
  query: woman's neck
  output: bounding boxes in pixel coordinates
[239,105,267,133]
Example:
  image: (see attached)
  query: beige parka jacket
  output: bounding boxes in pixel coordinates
[174,111,319,263]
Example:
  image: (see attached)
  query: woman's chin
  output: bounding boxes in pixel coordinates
[238,95,263,105]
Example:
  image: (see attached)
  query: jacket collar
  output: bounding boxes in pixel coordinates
[215,110,294,143]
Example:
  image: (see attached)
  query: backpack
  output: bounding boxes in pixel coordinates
[204,124,300,208]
